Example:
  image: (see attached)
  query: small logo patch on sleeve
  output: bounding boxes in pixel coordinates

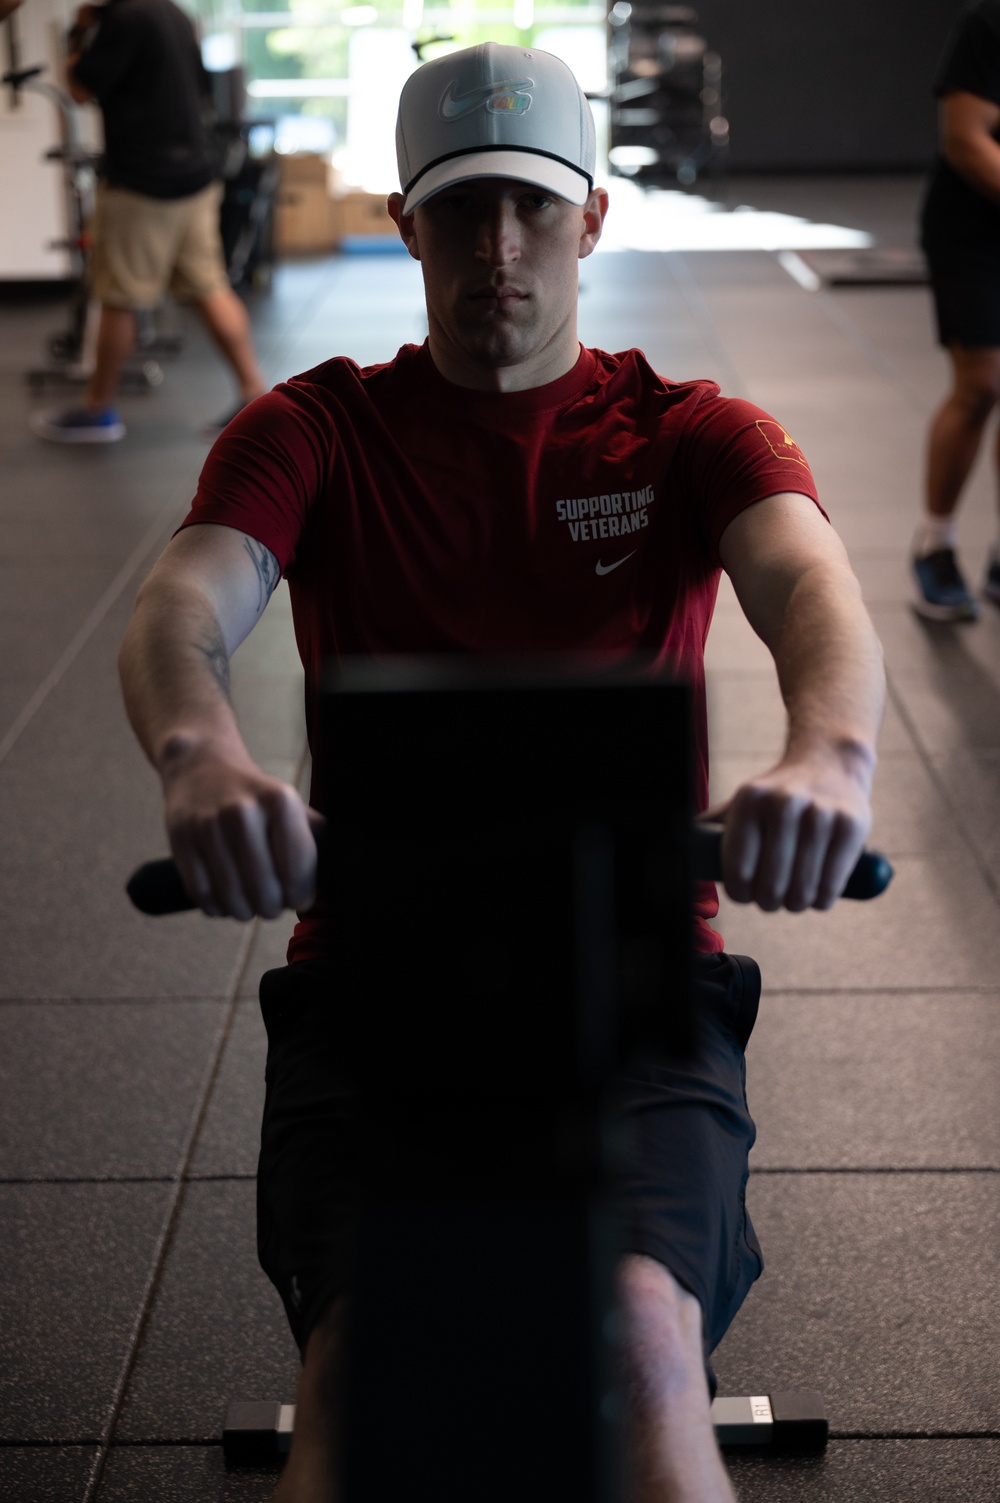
[755,419,810,467]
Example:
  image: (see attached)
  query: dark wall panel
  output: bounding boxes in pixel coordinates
[691,0,966,170]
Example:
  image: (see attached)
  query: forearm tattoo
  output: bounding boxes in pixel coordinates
[195,630,231,698]
[243,537,281,612]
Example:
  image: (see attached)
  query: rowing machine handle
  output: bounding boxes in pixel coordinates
[693,822,893,899]
[126,859,198,916]
[126,825,893,916]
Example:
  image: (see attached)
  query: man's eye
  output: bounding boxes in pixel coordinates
[522,193,553,210]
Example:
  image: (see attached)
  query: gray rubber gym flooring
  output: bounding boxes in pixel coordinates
[2,175,998,1501]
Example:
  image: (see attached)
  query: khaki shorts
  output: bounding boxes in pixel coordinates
[89,180,230,309]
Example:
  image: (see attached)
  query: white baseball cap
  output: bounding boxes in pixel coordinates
[396,41,596,215]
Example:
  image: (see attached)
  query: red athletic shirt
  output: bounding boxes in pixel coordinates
[183,341,822,961]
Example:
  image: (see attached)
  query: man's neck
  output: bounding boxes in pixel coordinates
[425,329,583,393]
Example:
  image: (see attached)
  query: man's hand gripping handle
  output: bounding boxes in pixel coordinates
[127,825,893,916]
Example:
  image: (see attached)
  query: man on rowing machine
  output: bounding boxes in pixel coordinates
[118,41,884,1503]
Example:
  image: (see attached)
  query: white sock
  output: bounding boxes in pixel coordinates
[913,515,958,557]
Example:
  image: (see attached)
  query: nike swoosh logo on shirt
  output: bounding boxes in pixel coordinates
[595,552,636,576]
[439,78,533,120]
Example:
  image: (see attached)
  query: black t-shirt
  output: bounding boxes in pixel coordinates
[922,0,1000,253]
[72,0,216,199]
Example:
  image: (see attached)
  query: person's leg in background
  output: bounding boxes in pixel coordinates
[194,284,265,406]
[31,181,266,443]
[984,411,1000,605]
[83,304,138,412]
[30,182,178,443]
[171,180,266,430]
[912,342,1000,619]
[912,247,1000,619]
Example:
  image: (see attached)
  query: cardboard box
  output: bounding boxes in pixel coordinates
[332,191,396,243]
[278,152,331,188]
[273,183,338,254]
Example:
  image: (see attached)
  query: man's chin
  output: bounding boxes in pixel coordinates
[456,320,537,368]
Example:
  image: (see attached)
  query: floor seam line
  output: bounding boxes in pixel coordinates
[829,1430,1000,1441]
[79,721,307,1496]
[0,1173,258,1185]
[750,1165,999,1175]
[883,669,1000,910]
[0,494,196,767]
[81,920,259,1503]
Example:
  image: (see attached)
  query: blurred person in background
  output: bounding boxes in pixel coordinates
[915,0,1000,619]
[30,0,265,443]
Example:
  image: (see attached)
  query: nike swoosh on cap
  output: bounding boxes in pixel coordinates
[439,78,533,120]
[595,553,636,576]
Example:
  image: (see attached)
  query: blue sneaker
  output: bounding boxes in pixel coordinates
[912,548,978,621]
[30,405,126,444]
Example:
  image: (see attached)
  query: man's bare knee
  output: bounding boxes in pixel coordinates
[618,1255,703,1330]
[949,346,1000,419]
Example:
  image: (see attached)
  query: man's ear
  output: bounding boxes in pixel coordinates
[387,193,421,261]
[578,187,609,261]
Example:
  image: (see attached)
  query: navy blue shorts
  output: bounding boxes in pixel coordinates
[256,951,763,1393]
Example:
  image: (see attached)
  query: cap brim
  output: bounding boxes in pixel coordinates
[402,151,590,215]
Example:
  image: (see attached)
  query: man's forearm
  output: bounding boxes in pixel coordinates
[722,552,883,910]
[118,578,252,780]
[722,495,885,779]
[717,494,883,909]
[770,560,884,782]
[945,133,1000,206]
[119,560,316,921]
[939,94,1000,206]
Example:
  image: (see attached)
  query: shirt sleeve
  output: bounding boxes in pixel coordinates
[935,2,1000,104]
[71,9,139,99]
[179,381,335,573]
[672,392,826,566]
